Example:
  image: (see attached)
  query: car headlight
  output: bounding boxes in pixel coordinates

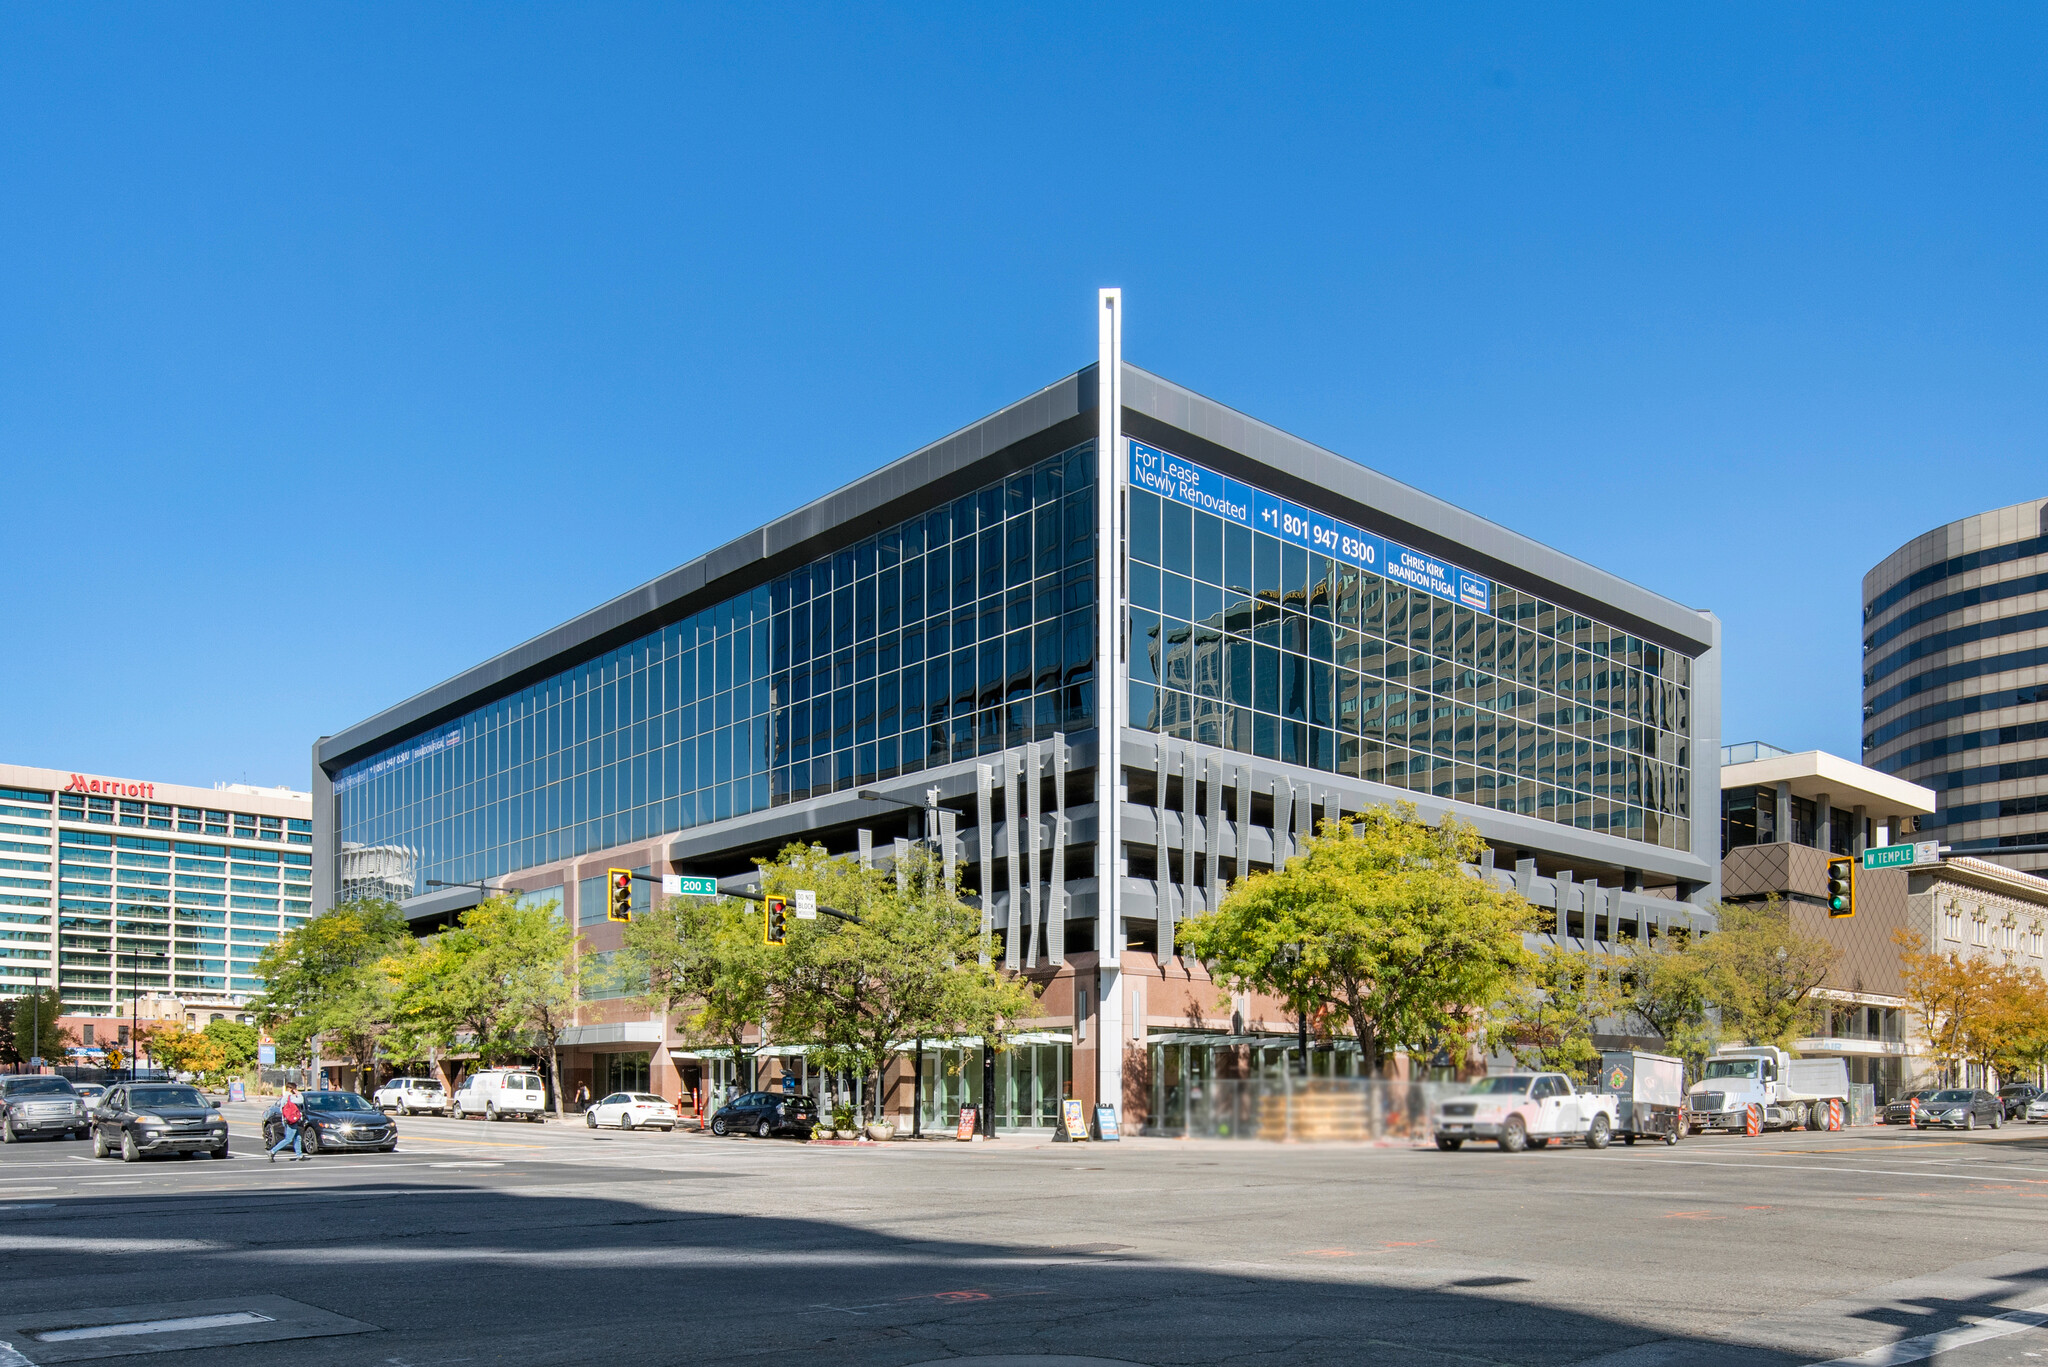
[1946,1108,1966,1118]
[134,1114,164,1125]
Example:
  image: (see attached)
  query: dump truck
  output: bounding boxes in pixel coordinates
[1684,1045,1850,1133]
[1599,1049,1685,1145]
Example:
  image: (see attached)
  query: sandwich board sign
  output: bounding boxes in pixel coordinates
[1061,1098,1090,1141]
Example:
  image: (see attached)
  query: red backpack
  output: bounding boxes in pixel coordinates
[282,1099,301,1124]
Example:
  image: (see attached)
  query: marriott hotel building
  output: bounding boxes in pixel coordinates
[314,296,1722,1129]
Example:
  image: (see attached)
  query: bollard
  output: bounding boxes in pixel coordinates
[1829,1097,1843,1131]
[1745,1103,1763,1137]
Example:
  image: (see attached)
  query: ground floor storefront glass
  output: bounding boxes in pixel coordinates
[598,1051,651,1095]
[916,1040,1069,1131]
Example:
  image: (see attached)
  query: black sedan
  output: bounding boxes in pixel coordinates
[709,1091,816,1138]
[262,1091,397,1154]
[91,1082,229,1161]
[1914,1088,2004,1131]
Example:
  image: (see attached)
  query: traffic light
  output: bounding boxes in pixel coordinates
[1826,855,1856,918]
[607,868,634,922]
[764,896,788,946]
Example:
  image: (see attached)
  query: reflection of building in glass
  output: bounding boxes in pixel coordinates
[338,842,416,905]
[1129,463,1701,850]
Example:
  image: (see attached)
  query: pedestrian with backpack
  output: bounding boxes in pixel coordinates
[269,1086,306,1163]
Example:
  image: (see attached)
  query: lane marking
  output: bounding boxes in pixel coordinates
[1817,1302,2048,1365]
[1605,1154,2046,1185]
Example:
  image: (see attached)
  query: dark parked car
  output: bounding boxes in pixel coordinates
[1997,1084,2040,1120]
[1882,1089,1939,1125]
[92,1082,228,1161]
[262,1091,397,1154]
[1915,1088,2004,1131]
[1,1075,88,1142]
[709,1091,816,1138]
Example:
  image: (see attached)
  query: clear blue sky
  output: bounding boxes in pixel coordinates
[4,6,2045,791]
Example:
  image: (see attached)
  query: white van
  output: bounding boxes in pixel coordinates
[449,1069,547,1122]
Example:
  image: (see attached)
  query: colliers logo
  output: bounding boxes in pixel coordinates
[64,775,157,800]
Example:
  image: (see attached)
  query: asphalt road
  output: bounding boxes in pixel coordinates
[3,1105,2048,1366]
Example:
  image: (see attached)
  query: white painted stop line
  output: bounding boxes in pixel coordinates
[1818,1302,2048,1365]
[35,1310,274,1342]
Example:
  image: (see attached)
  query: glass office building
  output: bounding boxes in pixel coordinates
[1863,499,2048,880]
[0,763,313,1012]
[316,300,1721,1125]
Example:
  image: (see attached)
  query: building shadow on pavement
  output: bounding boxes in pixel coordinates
[2,1178,2041,1367]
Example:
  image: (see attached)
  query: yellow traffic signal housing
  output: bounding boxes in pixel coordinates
[1825,855,1856,918]
[607,868,635,922]
[764,896,788,946]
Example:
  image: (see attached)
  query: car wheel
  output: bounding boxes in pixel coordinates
[1498,1117,1528,1153]
[486,1104,497,1122]
[210,1143,229,1160]
[1434,1136,1462,1151]
[1585,1114,1612,1150]
[92,1127,108,1159]
[120,1130,140,1163]
[620,1113,634,1131]
[1966,1112,1976,1131]
[302,1128,321,1155]
[710,1117,729,1137]
[1992,1109,2003,1129]
[758,1118,774,1139]
[585,1112,598,1129]
[1,1117,13,1144]
[397,1102,410,1117]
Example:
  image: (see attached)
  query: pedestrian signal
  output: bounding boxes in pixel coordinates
[1825,855,1856,918]
[607,868,634,922]
[764,896,788,946]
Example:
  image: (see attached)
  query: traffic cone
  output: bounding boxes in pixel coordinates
[1745,1103,1762,1137]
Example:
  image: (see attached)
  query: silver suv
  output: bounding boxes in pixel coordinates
[1,1075,88,1142]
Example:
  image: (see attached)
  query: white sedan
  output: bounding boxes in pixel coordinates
[585,1092,678,1131]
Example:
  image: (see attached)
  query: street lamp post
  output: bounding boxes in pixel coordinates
[858,787,945,1137]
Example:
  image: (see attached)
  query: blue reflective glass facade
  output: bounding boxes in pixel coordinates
[1126,476,1697,851]
[333,444,1098,890]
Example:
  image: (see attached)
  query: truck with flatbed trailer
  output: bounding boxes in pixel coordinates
[1684,1045,1849,1134]
[1432,1071,1620,1152]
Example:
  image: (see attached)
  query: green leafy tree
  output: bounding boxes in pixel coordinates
[0,988,71,1065]
[1181,804,1538,1076]
[622,889,778,1093]
[384,896,574,1083]
[1500,946,1622,1075]
[1618,933,1720,1077]
[765,843,1038,1123]
[1694,897,1838,1050]
[202,1019,259,1073]
[252,899,410,1091]
[495,896,577,1113]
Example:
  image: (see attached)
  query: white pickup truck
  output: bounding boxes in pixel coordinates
[1432,1072,1621,1152]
